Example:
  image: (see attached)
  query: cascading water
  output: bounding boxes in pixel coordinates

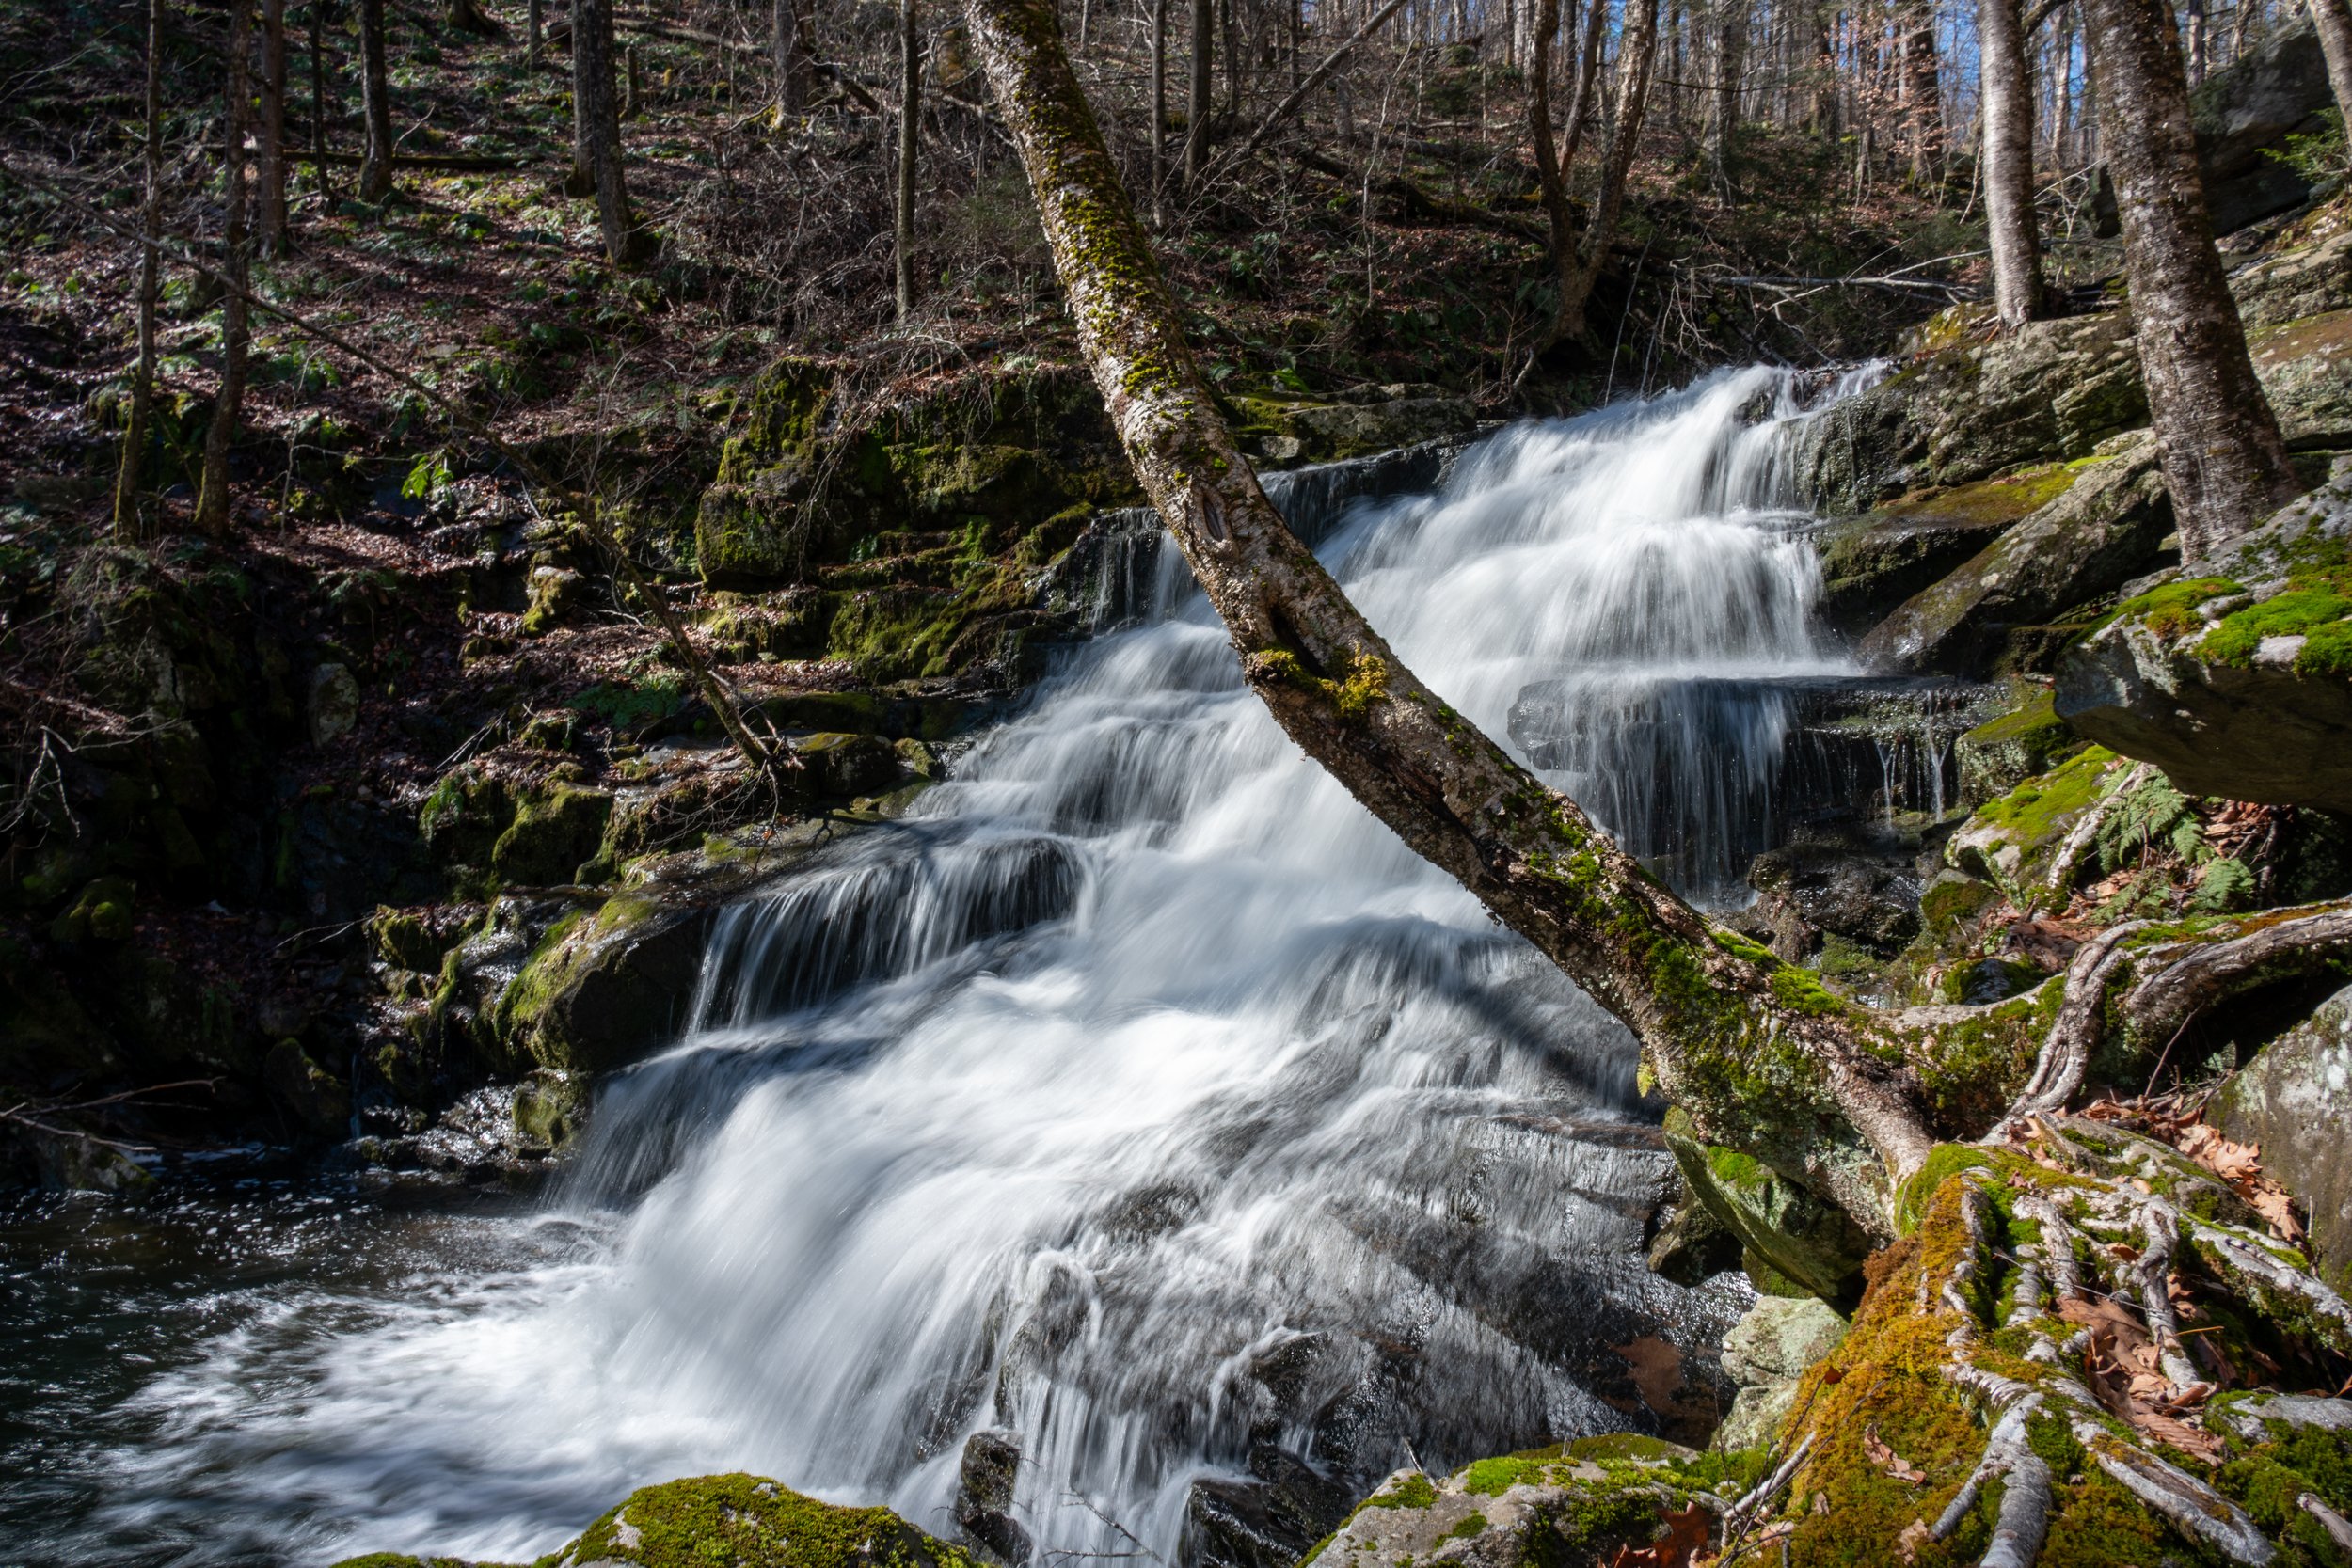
[17,365,1912,1568]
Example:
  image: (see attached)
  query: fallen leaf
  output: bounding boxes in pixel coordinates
[2131,1407,2225,1465]
[1612,1337,1685,1417]
[1600,1501,1713,1568]
[1864,1426,1927,1484]
[1896,1519,1932,1563]
[2250,1183,2306,1243]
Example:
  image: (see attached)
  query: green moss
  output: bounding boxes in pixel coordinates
[1770,964,1850,1018]
[1363,1474,1438,1510]
[1437,1515,1489,1544]
[1462,1454,1550,1496]
[2114,575,2241,637]
[496,1474,985,1568]
[1967,746,2118,847]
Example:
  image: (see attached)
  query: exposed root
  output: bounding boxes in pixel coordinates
[2078,1427,2275,1563]
[2012,1193,2086,1306]
[2299,1492,2352,1553]
[2184,1212,2352,1357]
[2131,1204,2208,1392]
[2121,900,2352,1044]
[1993,921,2148,1138]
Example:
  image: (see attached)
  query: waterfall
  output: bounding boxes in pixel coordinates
[52,365,1903,1568]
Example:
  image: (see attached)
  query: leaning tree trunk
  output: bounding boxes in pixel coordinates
[357,0,395,201]
[2307,0,2352,136]
[896,0,920,319]
[197,0,255,537]
[2079,0,2301,560]
[1980,0,2046,324]
[257,0,290,254]
[116,0,167,539]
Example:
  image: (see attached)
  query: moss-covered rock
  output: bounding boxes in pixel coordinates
[490,891,711,1074]
[490,784,613,886]
[49,875,136,944]
[1953,685,2085,805]
[1815,466,2085,637]
[1666,1122,1875,1307]
[2215,984,2352,1292]
[1713,1296,1850,1451]
[330,1473,984,1568]
[1945,746,2131,911]
[2059,467,2352,813]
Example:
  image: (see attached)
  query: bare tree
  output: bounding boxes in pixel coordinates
[257,0,290,255]
[897,0,921,318]
[774,0,812,113]
[2081,0,2302,558]
[1709,0,1748,188]
[309,0,334,201]
[529,0,545,61]
[115,0,166,539]
[1979,0,2046,323]
[1151,0,1168,221]
[1184,0,1214,182]
[197,0,255,536]
[1543,0,1661,348]
[357,0,395,202]
[570,0,640,264]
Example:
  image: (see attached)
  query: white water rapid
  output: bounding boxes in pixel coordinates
[47,364,1890,1568]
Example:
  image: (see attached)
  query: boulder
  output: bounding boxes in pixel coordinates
[1944,746,2137,911]
[2250,308,2352,447]
[2212,985,2352,1291]
[1953,685,2085,804]
[492,892,716,1074]
[1813,465,2084,636]
[1857,436,2172,676]
[1712,1296,1850,1452]
[2231,226,2352,332]
[956,1429,1034,1566]
[264,1039,352,1133]
[1665,1126,1873,1308]
[2188,20,2337,235]
[2058,471,2352,813]
[489,782,612,886]
[1743,841,1922,955]
[1226,385,1477,467]
[308,661,359,746]
[330,1473,985,1568]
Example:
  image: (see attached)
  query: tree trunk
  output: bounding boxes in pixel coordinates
[198,0,254,537]
[116,0,166,540]
[1151,0,1168,221]
[357,0,395,201]
[573,0,639,263]
[529,0,544,59]
[2307,0,2352,134]
[2080,0,2302,560]
[1552,0,1660,345]
[258,0,289,254]
[773,0,809,112]
[1184,0,1213,182]
[1710,0,1747,187]
[896,0,920,319]
[1903,15,1942,182]
[445,0,501,33]
[310,0,334,199]
[1979,0,2045,324]
[2185,0,2208,83]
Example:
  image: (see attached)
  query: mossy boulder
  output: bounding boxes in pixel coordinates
[1665,1123,1874,1308]
[1944,745,2131,911]
[1226,385,1477,466]
[2058,468,2352,813]
[2214,984,2352,1293]
[491,892,712,1074]
[49,875,136,943]
[1815,465,2085,637]
[1952,685,2085,804]
[330,1473,985,1568]
[1856,436,2172,677]
[264,1038,352,1133]
[490,784,613,886]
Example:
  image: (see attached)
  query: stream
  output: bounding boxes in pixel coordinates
[4,363,1924,1567]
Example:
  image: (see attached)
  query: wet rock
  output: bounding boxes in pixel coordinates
[1744,842,1920,955]
[1953,685,2085,805]
[511,1067,587,1151]
[1813,464,2086,636]
[308,661,360,746]
[1856,434,2172,676]
[2057,471,2352,814]
[1644,1199,1743,1286]
[1664,1124,1872,1308]
[796,731,904,798]
[489,782,612,885]
[1185,1446,1359,1568]
[2213,985,2352,1291]
[1711,1296,1848,1452]
[265,1039,352,1133]
[956,1429,1033,1566]
[492,891,715,1074]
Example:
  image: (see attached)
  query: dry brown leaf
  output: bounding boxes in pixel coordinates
[1600,1501,1713,1568]
[1896,1518,1932,1563]
[1864,1426,1927,1483]
[2251,1183,2306,1243]
[2131,1407,2225,1464]
[1613,1337,1685,1417]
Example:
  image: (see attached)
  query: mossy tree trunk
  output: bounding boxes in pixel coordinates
[961,0,2352,1550]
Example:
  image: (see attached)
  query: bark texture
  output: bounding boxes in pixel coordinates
[1979,0,2046,325]
[2309,0,2352,134]
[357,0,395,201]
[197,0,255,536]
[2079,0,2300,561]
[1184,0,1213,182]
[571,0,638,264]
[1552,0,1661,345]
[774,0,810,113]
